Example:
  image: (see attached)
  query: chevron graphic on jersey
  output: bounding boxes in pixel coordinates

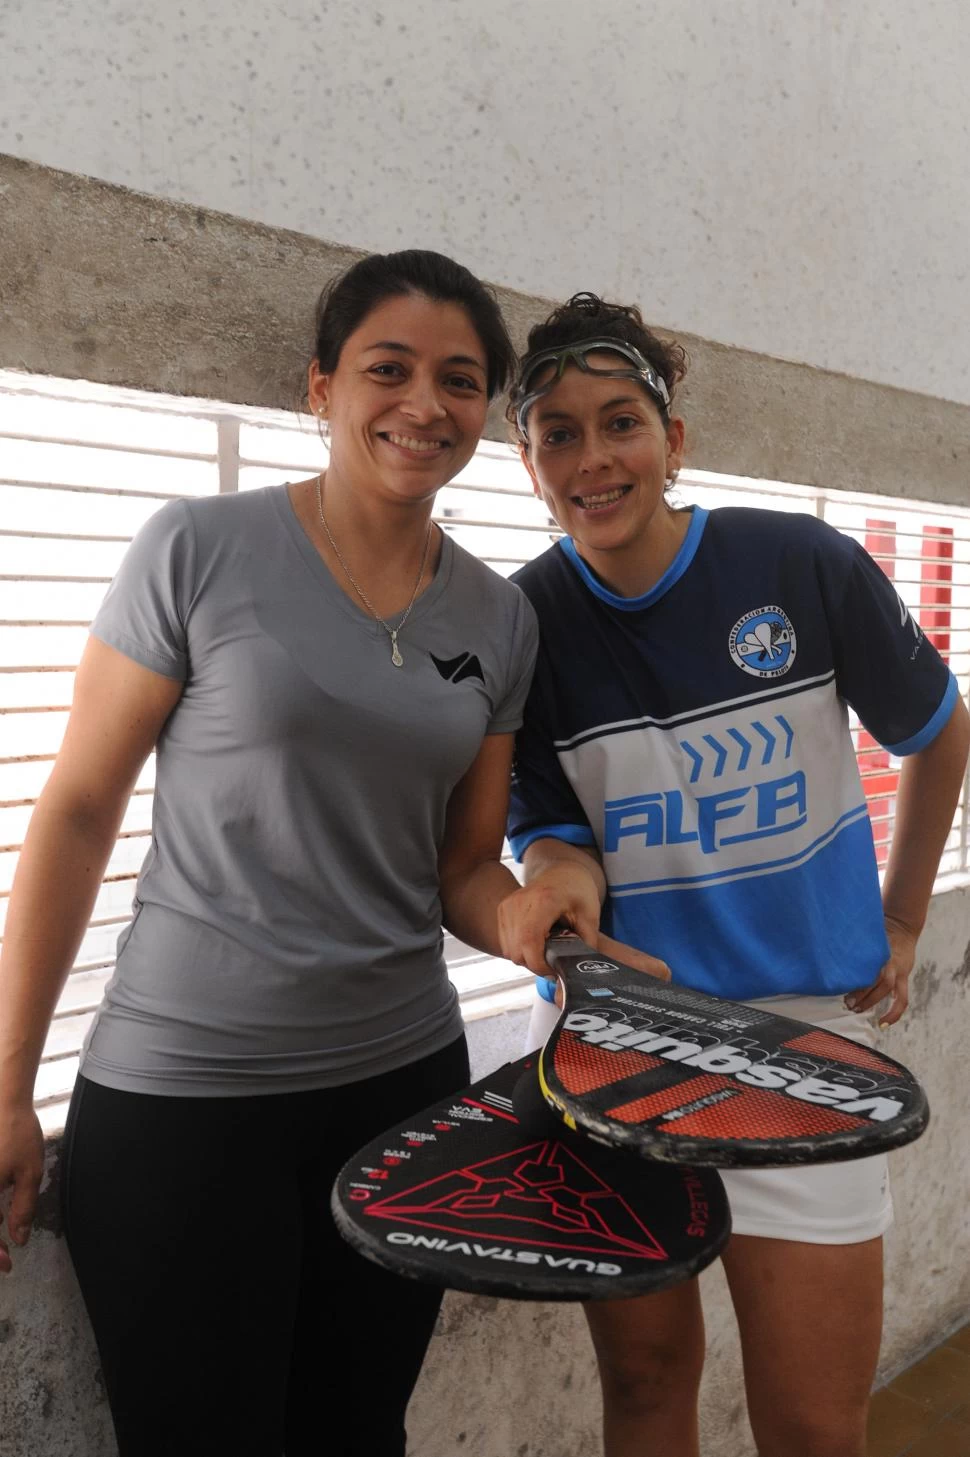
[362,1139,669,1260]
[680,715,794,782]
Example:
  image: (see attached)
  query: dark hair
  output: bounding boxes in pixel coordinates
[313,249,515,400]
[508,291,688,442]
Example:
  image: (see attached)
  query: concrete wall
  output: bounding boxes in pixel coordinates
[3,155,970,511]
[2,1,969,406]
[3,886,970,1456]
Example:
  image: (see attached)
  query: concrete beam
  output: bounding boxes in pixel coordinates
[2,152,969,508]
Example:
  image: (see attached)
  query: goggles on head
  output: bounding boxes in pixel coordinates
[512,336,671,438]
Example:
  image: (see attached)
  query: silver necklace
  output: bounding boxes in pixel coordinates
[315,473,433,668]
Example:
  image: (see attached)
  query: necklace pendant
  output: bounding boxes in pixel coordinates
[390,633,404,668]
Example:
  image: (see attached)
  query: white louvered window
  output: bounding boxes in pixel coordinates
[2,371,969,1131]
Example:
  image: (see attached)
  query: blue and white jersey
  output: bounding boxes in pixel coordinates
[509,507,958,1000]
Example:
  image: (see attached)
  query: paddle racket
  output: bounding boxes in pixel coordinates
[540,928,929,1167]
[332,1052,729,1302]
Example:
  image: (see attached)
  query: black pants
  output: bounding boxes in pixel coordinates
[61,1036,470,1457]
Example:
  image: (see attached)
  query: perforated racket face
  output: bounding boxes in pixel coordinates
[332,1054,729,1302]
[540,933,929,1168]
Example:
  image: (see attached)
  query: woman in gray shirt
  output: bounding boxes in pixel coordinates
[0,250,538,1455]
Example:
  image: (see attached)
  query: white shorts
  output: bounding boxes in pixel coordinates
[525,989,893,1246]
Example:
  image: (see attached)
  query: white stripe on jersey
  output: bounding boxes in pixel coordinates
[558,678,868,892]
[553,669,837,751]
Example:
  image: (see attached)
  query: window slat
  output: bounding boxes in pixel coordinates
[52,967,115,1016]
[0,483,174,537]
[0,582,109,621]
[0,392,218,455]
[0,437,217,496]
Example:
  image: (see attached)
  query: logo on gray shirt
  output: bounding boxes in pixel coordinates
[431,651,485,685]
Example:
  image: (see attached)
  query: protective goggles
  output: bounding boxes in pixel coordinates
[512,337,671,438]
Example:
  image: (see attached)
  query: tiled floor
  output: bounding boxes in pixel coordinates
[868,1322,970,1456]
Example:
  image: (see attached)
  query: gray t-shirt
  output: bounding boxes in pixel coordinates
[81,485,537,1095]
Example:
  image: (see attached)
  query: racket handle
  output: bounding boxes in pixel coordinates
[546,922,585,961]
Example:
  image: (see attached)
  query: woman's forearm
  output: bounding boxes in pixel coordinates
[441,842,607,969]
[0,792,124,1106]
[881,697,970,934]
[440,858,522,959]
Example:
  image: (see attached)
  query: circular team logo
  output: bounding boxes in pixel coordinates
[729,606,797,678]
[576,959,618,975]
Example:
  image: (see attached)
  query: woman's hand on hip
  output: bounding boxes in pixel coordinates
[844,915,918,1026]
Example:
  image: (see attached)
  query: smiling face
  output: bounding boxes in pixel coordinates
[308,292,490,504]
[521,357,686,593]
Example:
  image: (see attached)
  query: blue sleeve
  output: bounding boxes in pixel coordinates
[507,649,596,860]
[825,536,957,755]
[89,499,197,681]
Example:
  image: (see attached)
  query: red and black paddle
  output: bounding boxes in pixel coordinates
[539,928,929,1167]
[332,1052,729,1301]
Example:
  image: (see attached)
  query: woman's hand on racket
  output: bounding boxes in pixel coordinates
[0,1103,45,1273]
[498,839,669,983]
[844,915,918,1027]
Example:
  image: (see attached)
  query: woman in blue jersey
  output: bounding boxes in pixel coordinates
[0,251,538,1457]
[496,292,969,1457]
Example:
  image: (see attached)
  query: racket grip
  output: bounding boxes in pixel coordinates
[546,922,586,958]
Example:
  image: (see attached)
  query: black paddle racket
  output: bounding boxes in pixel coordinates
[332,1053,729,1302]
[540,928,929,1168]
